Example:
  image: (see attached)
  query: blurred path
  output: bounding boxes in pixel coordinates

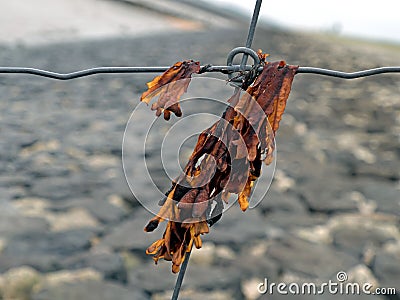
[0,0,234,46]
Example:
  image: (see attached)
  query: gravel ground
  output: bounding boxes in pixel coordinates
[0,20,399,300]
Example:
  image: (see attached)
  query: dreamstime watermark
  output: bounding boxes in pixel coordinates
[257,271,397,296]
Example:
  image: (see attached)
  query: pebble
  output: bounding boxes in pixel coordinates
[331,221,397,257]
[0,266,41,300]
[346,264,379,291]
[0,229,97,272]
[100,209,156,251]
[32,280,147,300]
[0,214,49,238]
[266,236,358,279]
[60,251,127,282]
[38,268,102,287]
[205,208,267,244]
[152,289,234,300]
[46,207,100,232]
[372,250,400,289]
[298,179,359,213]
[190,242,216,265]
[241,277,264,300]
[256,189,307,214]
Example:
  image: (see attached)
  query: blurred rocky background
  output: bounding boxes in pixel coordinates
[0,0,399,299]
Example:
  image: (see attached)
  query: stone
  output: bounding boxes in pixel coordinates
[9,132,39,149]
[354,159,399,181]
[152,289,234,300]
[86,154,119,169]
[372,251,400,291]
[255,190,307,214]
[12,198,103,231]
[357,180,400,216]
[346,264,379,291]
[129,262,175,293]
[0,174,31,187]
[263,212,327,232]
[0,238,5,254]
[0,229,95,272]
[120,251,142,271]
[332,222,397,257]
[107,194,129,210]
[65,133,122,158]
[0,184,27,200]
[11,197,51,216]
[30,175,91,201]
[84,197,128,224]
[131,261,240,293]
[33,280,147,300]
[39,268,102,287]
[190,242,216,266]
[215,245,236,261]
[298,179,359,213]
[346,191,377,215]
[110,169,141,207]
[293,225,332,244]
[233,250,279,281]
[29,168,113,202]
[0,266,42,300]
[266,236,358,279]
[273,170,296,192]
[100,209,157,251]
[0,214,49,238]
[60,251,127,283]
[27,157,71,178]
[205,207,267,244]
[44,207,100,232]
[242,277,264,300]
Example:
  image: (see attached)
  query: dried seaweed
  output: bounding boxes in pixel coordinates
[141,57,298,273]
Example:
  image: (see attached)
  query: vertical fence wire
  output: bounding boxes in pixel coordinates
[240,0,263,68]
[171,248,192,300]
[171,1,263,299]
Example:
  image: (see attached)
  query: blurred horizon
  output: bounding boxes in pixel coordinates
[206,0,400,44]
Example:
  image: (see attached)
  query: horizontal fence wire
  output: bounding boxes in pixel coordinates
[298,66,400,79]
[0,65,400,80]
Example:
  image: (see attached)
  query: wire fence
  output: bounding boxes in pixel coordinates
[1,64,399,81]
[1,0,399,299]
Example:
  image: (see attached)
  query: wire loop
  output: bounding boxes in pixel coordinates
[226,47,261,79]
